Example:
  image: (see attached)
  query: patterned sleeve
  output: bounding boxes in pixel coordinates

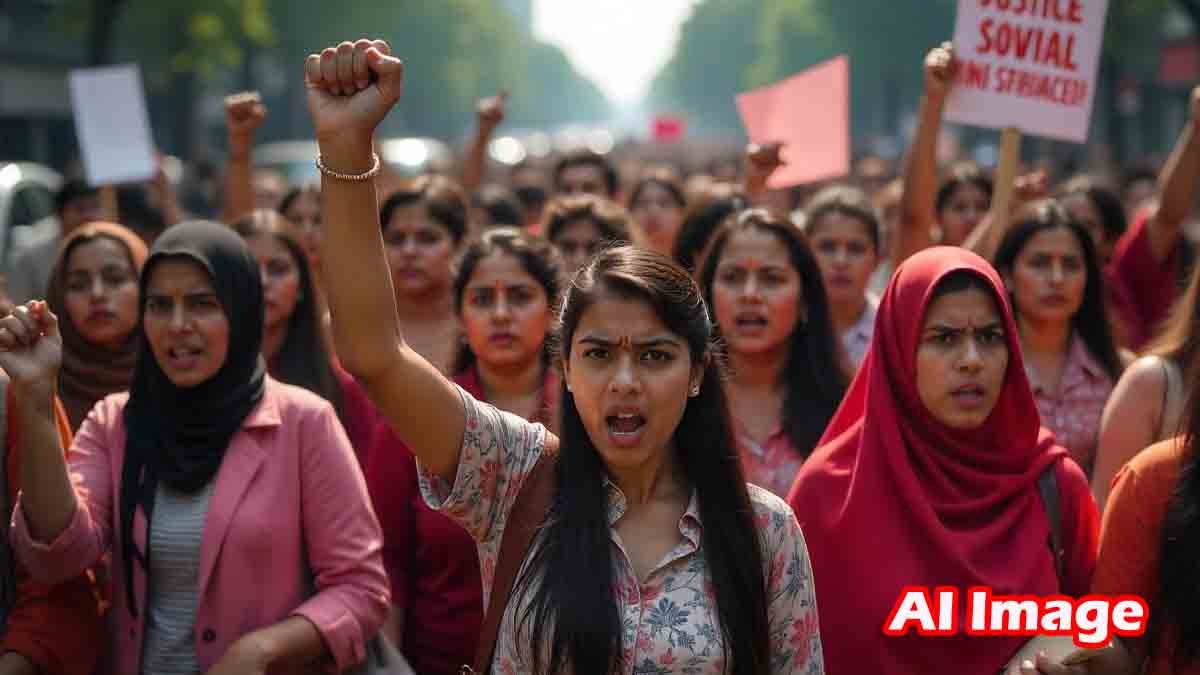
[751,487,825,675]
[417,384,547,580]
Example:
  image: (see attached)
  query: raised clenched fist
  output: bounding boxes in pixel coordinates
[304,39,404,145]
[0,301,62,398]
[924,41,957,102]
[225,91,267,141]
[476,91,508,133]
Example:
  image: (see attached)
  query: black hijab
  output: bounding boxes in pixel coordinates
[119,221,266,616]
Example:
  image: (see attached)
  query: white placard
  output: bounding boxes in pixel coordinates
[69,65,157,186]
[944,0,1110,143]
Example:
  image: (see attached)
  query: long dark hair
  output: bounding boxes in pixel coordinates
[1056,175,1128,245]
[672,182,747,275]
[1151,364,1200,667]
[993,200,1124,383]
[232,210,344,417]
[701,210,849,459]
[517,246,770,674]
[451,228,562,375]
[1146,262,1200,370]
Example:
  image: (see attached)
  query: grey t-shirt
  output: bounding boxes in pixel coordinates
[140,480,215,675]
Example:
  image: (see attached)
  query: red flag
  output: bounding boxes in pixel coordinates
[652,115,686,143]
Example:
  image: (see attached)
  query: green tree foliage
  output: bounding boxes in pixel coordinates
[58,0,609,148]
[268,0,607,138]
[509,42,611,128]
[648,0,765,134]
[652,0,1175,151]
[58,0,273,77]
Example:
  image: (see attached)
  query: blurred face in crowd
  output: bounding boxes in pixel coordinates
[563,291,703,471]
[284,190,322,268]
[631,183,685,257]
[253,171,286,210]
[939,183,989,246]
[61,194,106,233]
[1060,192,1112,263]
[1006,226,1086,329]
[558,164,609,197]
[809,212,879,312]
[143,259,231,388]
[553,218,605,276]
[245,234,302,334]
[711,227,802,359]
[63,237,140,348]
[459,252,551,372]
[383,203,457,300]
[915,284,1009,430]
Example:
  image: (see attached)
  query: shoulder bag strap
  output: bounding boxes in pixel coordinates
[1036,461,1065,590]
[468,432,559,674]
[1159,357,1183,441]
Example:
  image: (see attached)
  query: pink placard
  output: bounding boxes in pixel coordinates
[736,55,850,188]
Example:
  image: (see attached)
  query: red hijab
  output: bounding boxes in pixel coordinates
[787,247,1067,674]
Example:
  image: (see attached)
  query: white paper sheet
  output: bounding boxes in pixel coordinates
[69,65,157,186]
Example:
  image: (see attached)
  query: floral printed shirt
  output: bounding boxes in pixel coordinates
[1026,334,1116,476]
[418,385,825,674]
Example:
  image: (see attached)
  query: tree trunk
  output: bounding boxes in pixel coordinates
[170,70,198,159]
[86,0,124,66]
[1099,53,1126,170]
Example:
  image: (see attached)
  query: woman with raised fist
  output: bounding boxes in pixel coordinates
[308,38,824,674]
[0,221,388,674]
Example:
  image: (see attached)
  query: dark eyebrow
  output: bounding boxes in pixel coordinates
[577,335,682,348]
[924,321,1004,333]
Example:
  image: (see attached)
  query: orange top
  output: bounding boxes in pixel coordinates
[1093,436,1199,674]
[2,387,104,675]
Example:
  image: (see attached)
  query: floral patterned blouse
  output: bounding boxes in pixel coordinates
[1026,334,1116,476]
[418,385,825,674]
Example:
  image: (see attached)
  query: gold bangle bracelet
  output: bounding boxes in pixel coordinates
[315,152,381,182]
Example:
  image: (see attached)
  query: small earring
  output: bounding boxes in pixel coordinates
[689,385,700,397]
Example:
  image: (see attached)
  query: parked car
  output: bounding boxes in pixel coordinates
[0,161,62,265]
[254,137,454,185]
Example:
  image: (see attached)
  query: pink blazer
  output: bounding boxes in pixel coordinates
[11,377,390,674]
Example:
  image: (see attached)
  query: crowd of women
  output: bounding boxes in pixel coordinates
[0,35,1198,675]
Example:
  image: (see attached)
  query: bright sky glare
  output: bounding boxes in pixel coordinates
[532,0,699,108]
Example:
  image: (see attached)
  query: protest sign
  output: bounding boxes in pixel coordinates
[69,65,157,186]
[944,0,1110,143]
[735,55,850,188]
[652,115,687,143]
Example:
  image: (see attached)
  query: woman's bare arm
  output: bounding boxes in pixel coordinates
[895,42,954,265]
[460,91,506,195]
[307,39,464,483]
[1091,358,1165,513]
[1147,85,1200,262]
[219,92,267,225]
